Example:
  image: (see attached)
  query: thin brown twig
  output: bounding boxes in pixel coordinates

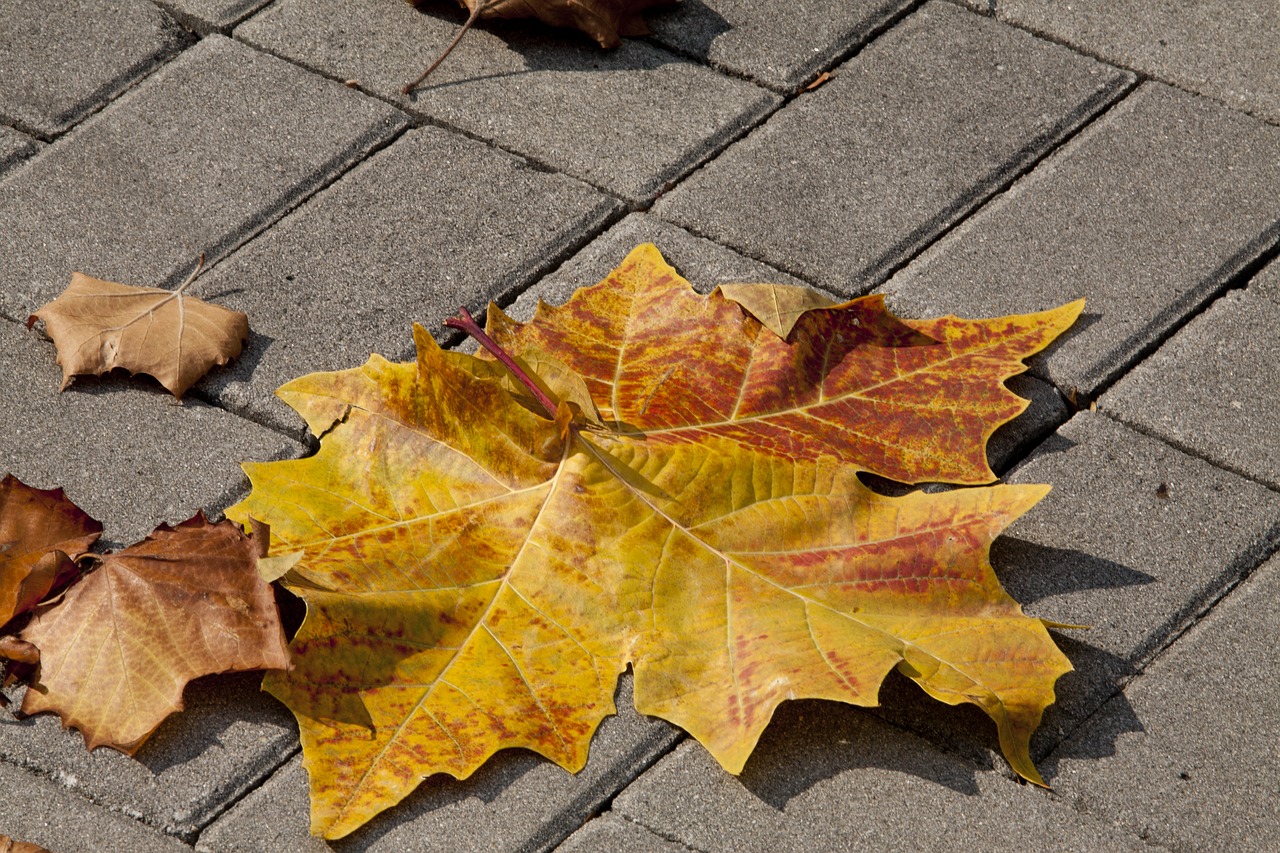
[402,1,488,94]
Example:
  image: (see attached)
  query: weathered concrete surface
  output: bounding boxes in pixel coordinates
[154,0,274,34]
[0,125,40,178]
[998,0,1280,125]
[193,126,621,435]
[608,707,1145,852]
[235,0,779,204]
[882,83,1280,398]
[1046,555,1280,851]
[653,1,1133,295]
[1102,260,1280,490]
[647,0,916,92]
[0,35,409,323]
[0,0,188,138]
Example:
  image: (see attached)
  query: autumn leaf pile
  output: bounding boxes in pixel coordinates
[224,244,1082,838]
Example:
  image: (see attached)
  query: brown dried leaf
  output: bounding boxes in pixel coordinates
[28,272,248,399]
[0,475,101,627]
[0,836,52,853]
[460,0,678,47]
[20,514,290,754]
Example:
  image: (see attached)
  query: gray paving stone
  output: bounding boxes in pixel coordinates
[0,755,191,852]
[195,674,682,853]
[0,125,41,178]
[998,0,1280,126]
[0,35,409,324]
[508,212,1067,475]
[0,318,303,547]
[193,125,622,434]
[154,0,273,34]
[0,0,188,139]
[653,1,1133,295]
[609,707,1145,852]
[555,814,688,853]
[1102,260,1280,490]
[646,0,916,92]
[0,673,296,843]
[882,82,1280,399]
[1046,554,1280,850]
[233,0,780,204]
[877,412,1280,771]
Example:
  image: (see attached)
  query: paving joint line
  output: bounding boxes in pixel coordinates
[616,813,712,853]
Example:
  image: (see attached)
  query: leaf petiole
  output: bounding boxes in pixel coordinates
[402,0,490,94]
[444,307,560,419]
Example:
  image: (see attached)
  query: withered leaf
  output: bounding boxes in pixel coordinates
[20,514,289,754]
[456,0,678,47]
[0,475,101,627]
[231,245,1080,837]
[0,836,52,853]
[28,271,249,399]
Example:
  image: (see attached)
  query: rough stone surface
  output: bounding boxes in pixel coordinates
[0,318,303,546]
[0,674,296,843]
[0,125,40,177]
[1102,260,1280,490]
[998,0,1280,125]
[0,0,188,138]
[1047,555,1280,851]
[646,0,916,92]
[234,0,780,204]
[882,83,1280,398]
[653,1,1133,294]
[879,412,1280,769]
[154,0,273,34]
[0,35,409,323]
[194,126,621,435]
[610,707,1145,852]
[555,814,689,853]
[195,674,681,852]
[0,756,192,852]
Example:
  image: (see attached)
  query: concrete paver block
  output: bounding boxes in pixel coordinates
[653,1,1132,295]
[193,125,622,434]
[0,35,409,323]
[555,813,689,853]
[0,756,191,852]
[1047,555,1280,850]
[608,705,1145,852]
[234,0,780,204]
[1102,260,1280,490]
[882,83,1280,398]
[154,0,273,34]
[999,0,1280,125]
[509,212,1067,475]
[0,0,188,139]
[646,0,916,92]
[876,412,1280,767]
[195,674,681,852]
[0,125,40,178]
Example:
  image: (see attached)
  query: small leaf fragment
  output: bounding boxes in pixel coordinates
[20,514,290,754]
[0,475,101,626]
[28,271,249,398]
[717,281,838,339]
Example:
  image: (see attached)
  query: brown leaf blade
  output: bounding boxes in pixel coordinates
[20,514,289,754]
[0,475,101,626]
[28,272,249,398]
[457,0,677,48]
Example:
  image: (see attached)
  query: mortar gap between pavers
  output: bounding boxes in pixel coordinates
[1079,217,1280,404]
[864,71,1138,296]
[185,743,304,841]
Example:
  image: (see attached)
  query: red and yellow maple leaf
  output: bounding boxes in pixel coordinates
[229,245,1078,838]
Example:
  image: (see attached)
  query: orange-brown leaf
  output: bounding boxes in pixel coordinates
[28,272,249,399]
[229,247,1079,838]
[20,514,289,754]
[0,835,52,853]
[440,0,677,48]
[0,475,101,627]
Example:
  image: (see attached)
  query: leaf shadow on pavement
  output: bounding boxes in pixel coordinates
[400,3,731,95]
[993,539,1156,606]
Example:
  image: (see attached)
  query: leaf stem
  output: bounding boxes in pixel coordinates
[444,307,559,419]
[175,254,206,295]
[402,1,487,94]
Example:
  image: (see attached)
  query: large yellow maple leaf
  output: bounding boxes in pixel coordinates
[228,244,1080,838]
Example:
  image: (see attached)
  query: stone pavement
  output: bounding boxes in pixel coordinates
[1,1,1278,850]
